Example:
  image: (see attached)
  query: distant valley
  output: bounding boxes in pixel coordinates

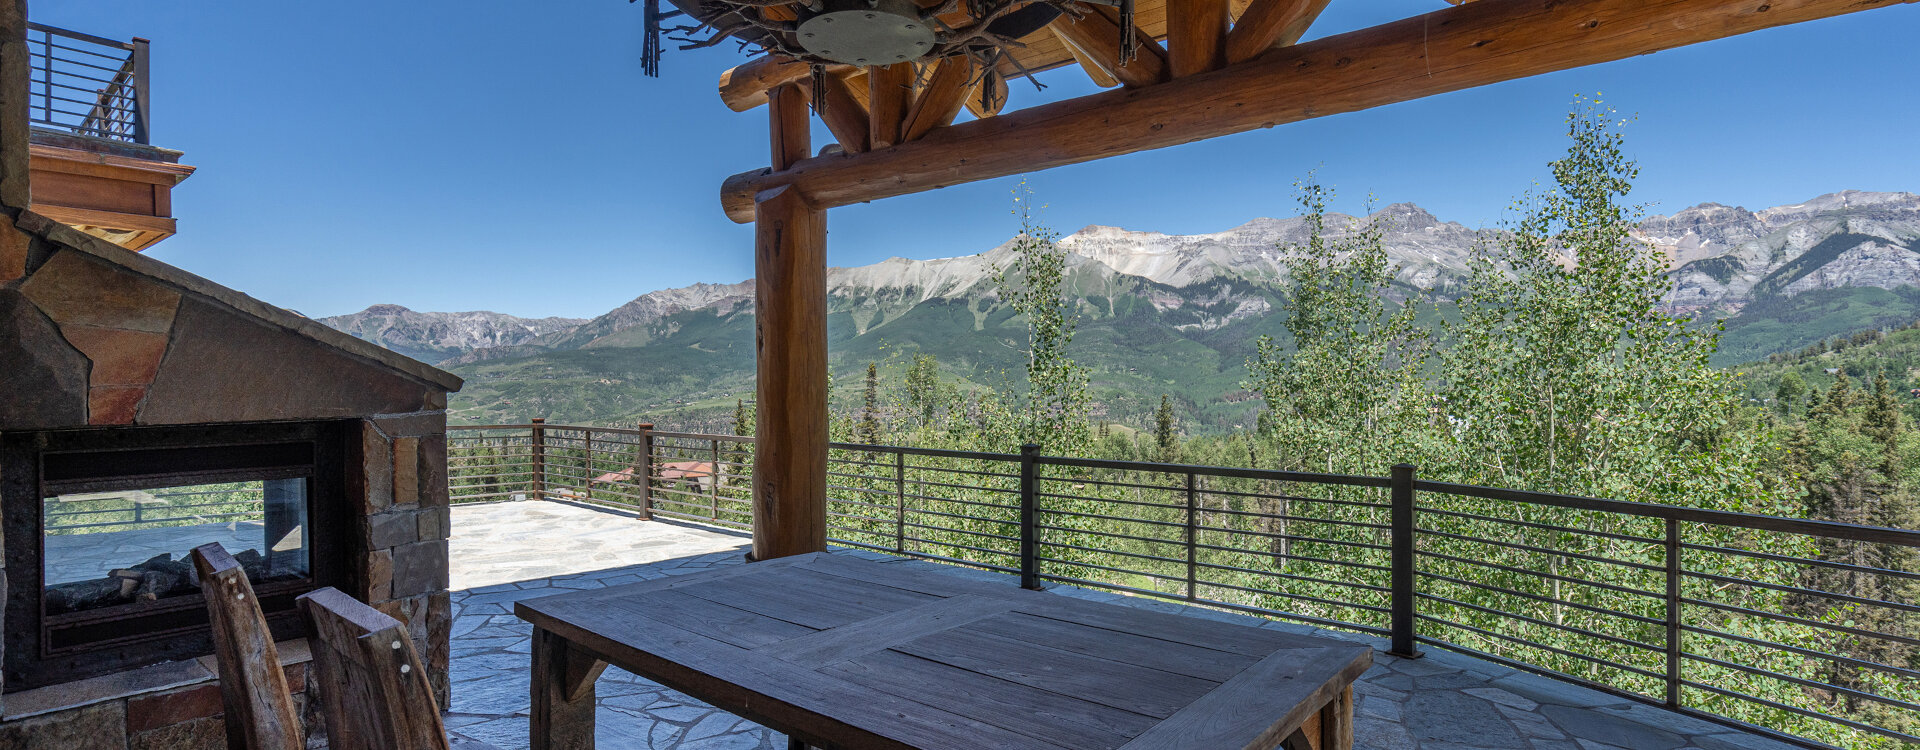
[320,190,1920,431]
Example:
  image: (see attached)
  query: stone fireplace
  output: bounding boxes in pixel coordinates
[0,211,463,746]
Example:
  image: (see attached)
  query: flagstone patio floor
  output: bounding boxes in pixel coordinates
[443,500,1801,750]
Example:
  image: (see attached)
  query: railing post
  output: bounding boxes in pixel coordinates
[1390,463,1422,658]
[637,424,654,521]
[130,37,150,144]
[582,429,594,503]
[529,418,547,501]
[1665,517,1682,708]
[710,438,722,520]
[1019,443,1040,590]
[894,450,907,553]
[1185,471,1198,602]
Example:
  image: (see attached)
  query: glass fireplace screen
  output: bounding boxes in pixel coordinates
[42,476,311,615]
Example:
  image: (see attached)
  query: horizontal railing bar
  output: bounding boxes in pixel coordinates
[1186,573,1391,614]
[1416,548,1664,601]
[1417,615,1667,681]
[1677,679,1920,745]
[1680,596,1920,647]
[1683,651,1920,714]
[1679,540,1920,582]
[1039,455,1391,487]
[1416,569,1665,625]
[1414,592,1663,653]
[1194,485,1390,510]
[1417,505,1660,545]
[1195,523,1393,553]
[898,491,1018,511]
[1035,539,1187,568]
[1190,541,1390,573]
[28,23,137,50]
[900,475,1018,495]
[902,462,1021,481]
[1682,568,1920,615]
[1191,559,1390,594]
[1036,570,1392,635]
[898,535,1019,559]
[1418,526,1666,572]
[903,505,1021,527]
[1417,479,1920,546]
[1680,623,1920,681]
[1035,555,1186,584]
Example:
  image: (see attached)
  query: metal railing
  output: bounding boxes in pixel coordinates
[44,485,265,533]
[447,422,1920,749]
[28,22,149,143]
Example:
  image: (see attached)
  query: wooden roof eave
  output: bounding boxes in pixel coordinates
[718,0,1920,223]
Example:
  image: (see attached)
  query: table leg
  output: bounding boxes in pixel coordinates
[1318,685,1353,750]
[532,627,607,750]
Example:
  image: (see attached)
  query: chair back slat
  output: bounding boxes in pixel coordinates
[296,587,450,750]
[190,542,303,750]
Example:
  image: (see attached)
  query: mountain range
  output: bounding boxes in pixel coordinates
[319,190,1920,431]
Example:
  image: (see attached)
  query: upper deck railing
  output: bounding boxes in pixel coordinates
[448,421,1920,750]
[27,22,149,144]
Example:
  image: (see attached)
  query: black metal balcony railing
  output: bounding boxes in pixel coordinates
[28,22,149,144]
[447,422,1920,750]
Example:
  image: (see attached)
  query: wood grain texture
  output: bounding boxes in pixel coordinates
[768,84,811,170]
[191,543,303,750]
[805,74,872,153]
[901,57,976,142]
[1114,646,1370,749]
[866,63,914,149]
[514,552,1369,750]
[1224,0,1330,63]
[1052,23,1123,87]
[720,0,1917,222]
[532,627,602,750]
[1048,5,1169,88]
[1167,0,1229,76]
[720,57,856,112]
[751,185,828,561]
[296,587,449,750]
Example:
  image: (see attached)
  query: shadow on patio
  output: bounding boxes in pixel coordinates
[442,500,1797,750]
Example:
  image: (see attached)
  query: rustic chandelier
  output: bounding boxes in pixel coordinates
[640,0,1139,101]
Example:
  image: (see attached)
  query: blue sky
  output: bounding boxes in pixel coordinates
[32,1,1920,319]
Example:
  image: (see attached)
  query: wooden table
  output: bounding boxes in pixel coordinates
[516,552,1372,750]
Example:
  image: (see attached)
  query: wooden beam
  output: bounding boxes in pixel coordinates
[802,75,873,153]
[1047,6,1169,88]
[1052,25,1122,87]
[1224,0,1330,63]
[901,58,975,142]
[720,57,856,112]
[1168,0,1229,76]
[964,70,1010,119]
[721,0,1916,223]
[751,183,828,561]
[868,63,914,149]
[769,83,811,168]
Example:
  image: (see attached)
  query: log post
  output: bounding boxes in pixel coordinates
[752,84,828,561]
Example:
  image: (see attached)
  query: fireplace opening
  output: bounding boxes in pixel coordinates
[4,422,350,691]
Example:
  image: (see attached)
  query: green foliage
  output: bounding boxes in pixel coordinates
[991,182,1093,454]
[1244,180,1431,476]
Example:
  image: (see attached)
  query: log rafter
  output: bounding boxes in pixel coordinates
[1047,5,1170,88]
[1224,0,1330,63]
[722,0,1917,223]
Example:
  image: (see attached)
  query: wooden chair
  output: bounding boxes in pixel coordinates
[296,587,450,750]
[192,542,452,750]
[192,542,304,750]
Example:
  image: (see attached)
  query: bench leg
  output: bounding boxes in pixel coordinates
[532,628,606,750]
[1318,685,1353,750]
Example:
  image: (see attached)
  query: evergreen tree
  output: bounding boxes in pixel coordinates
[1154,395,1179,463]
[732,399,752,437]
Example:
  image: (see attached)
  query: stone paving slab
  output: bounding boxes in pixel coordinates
[442,501,1801,750]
